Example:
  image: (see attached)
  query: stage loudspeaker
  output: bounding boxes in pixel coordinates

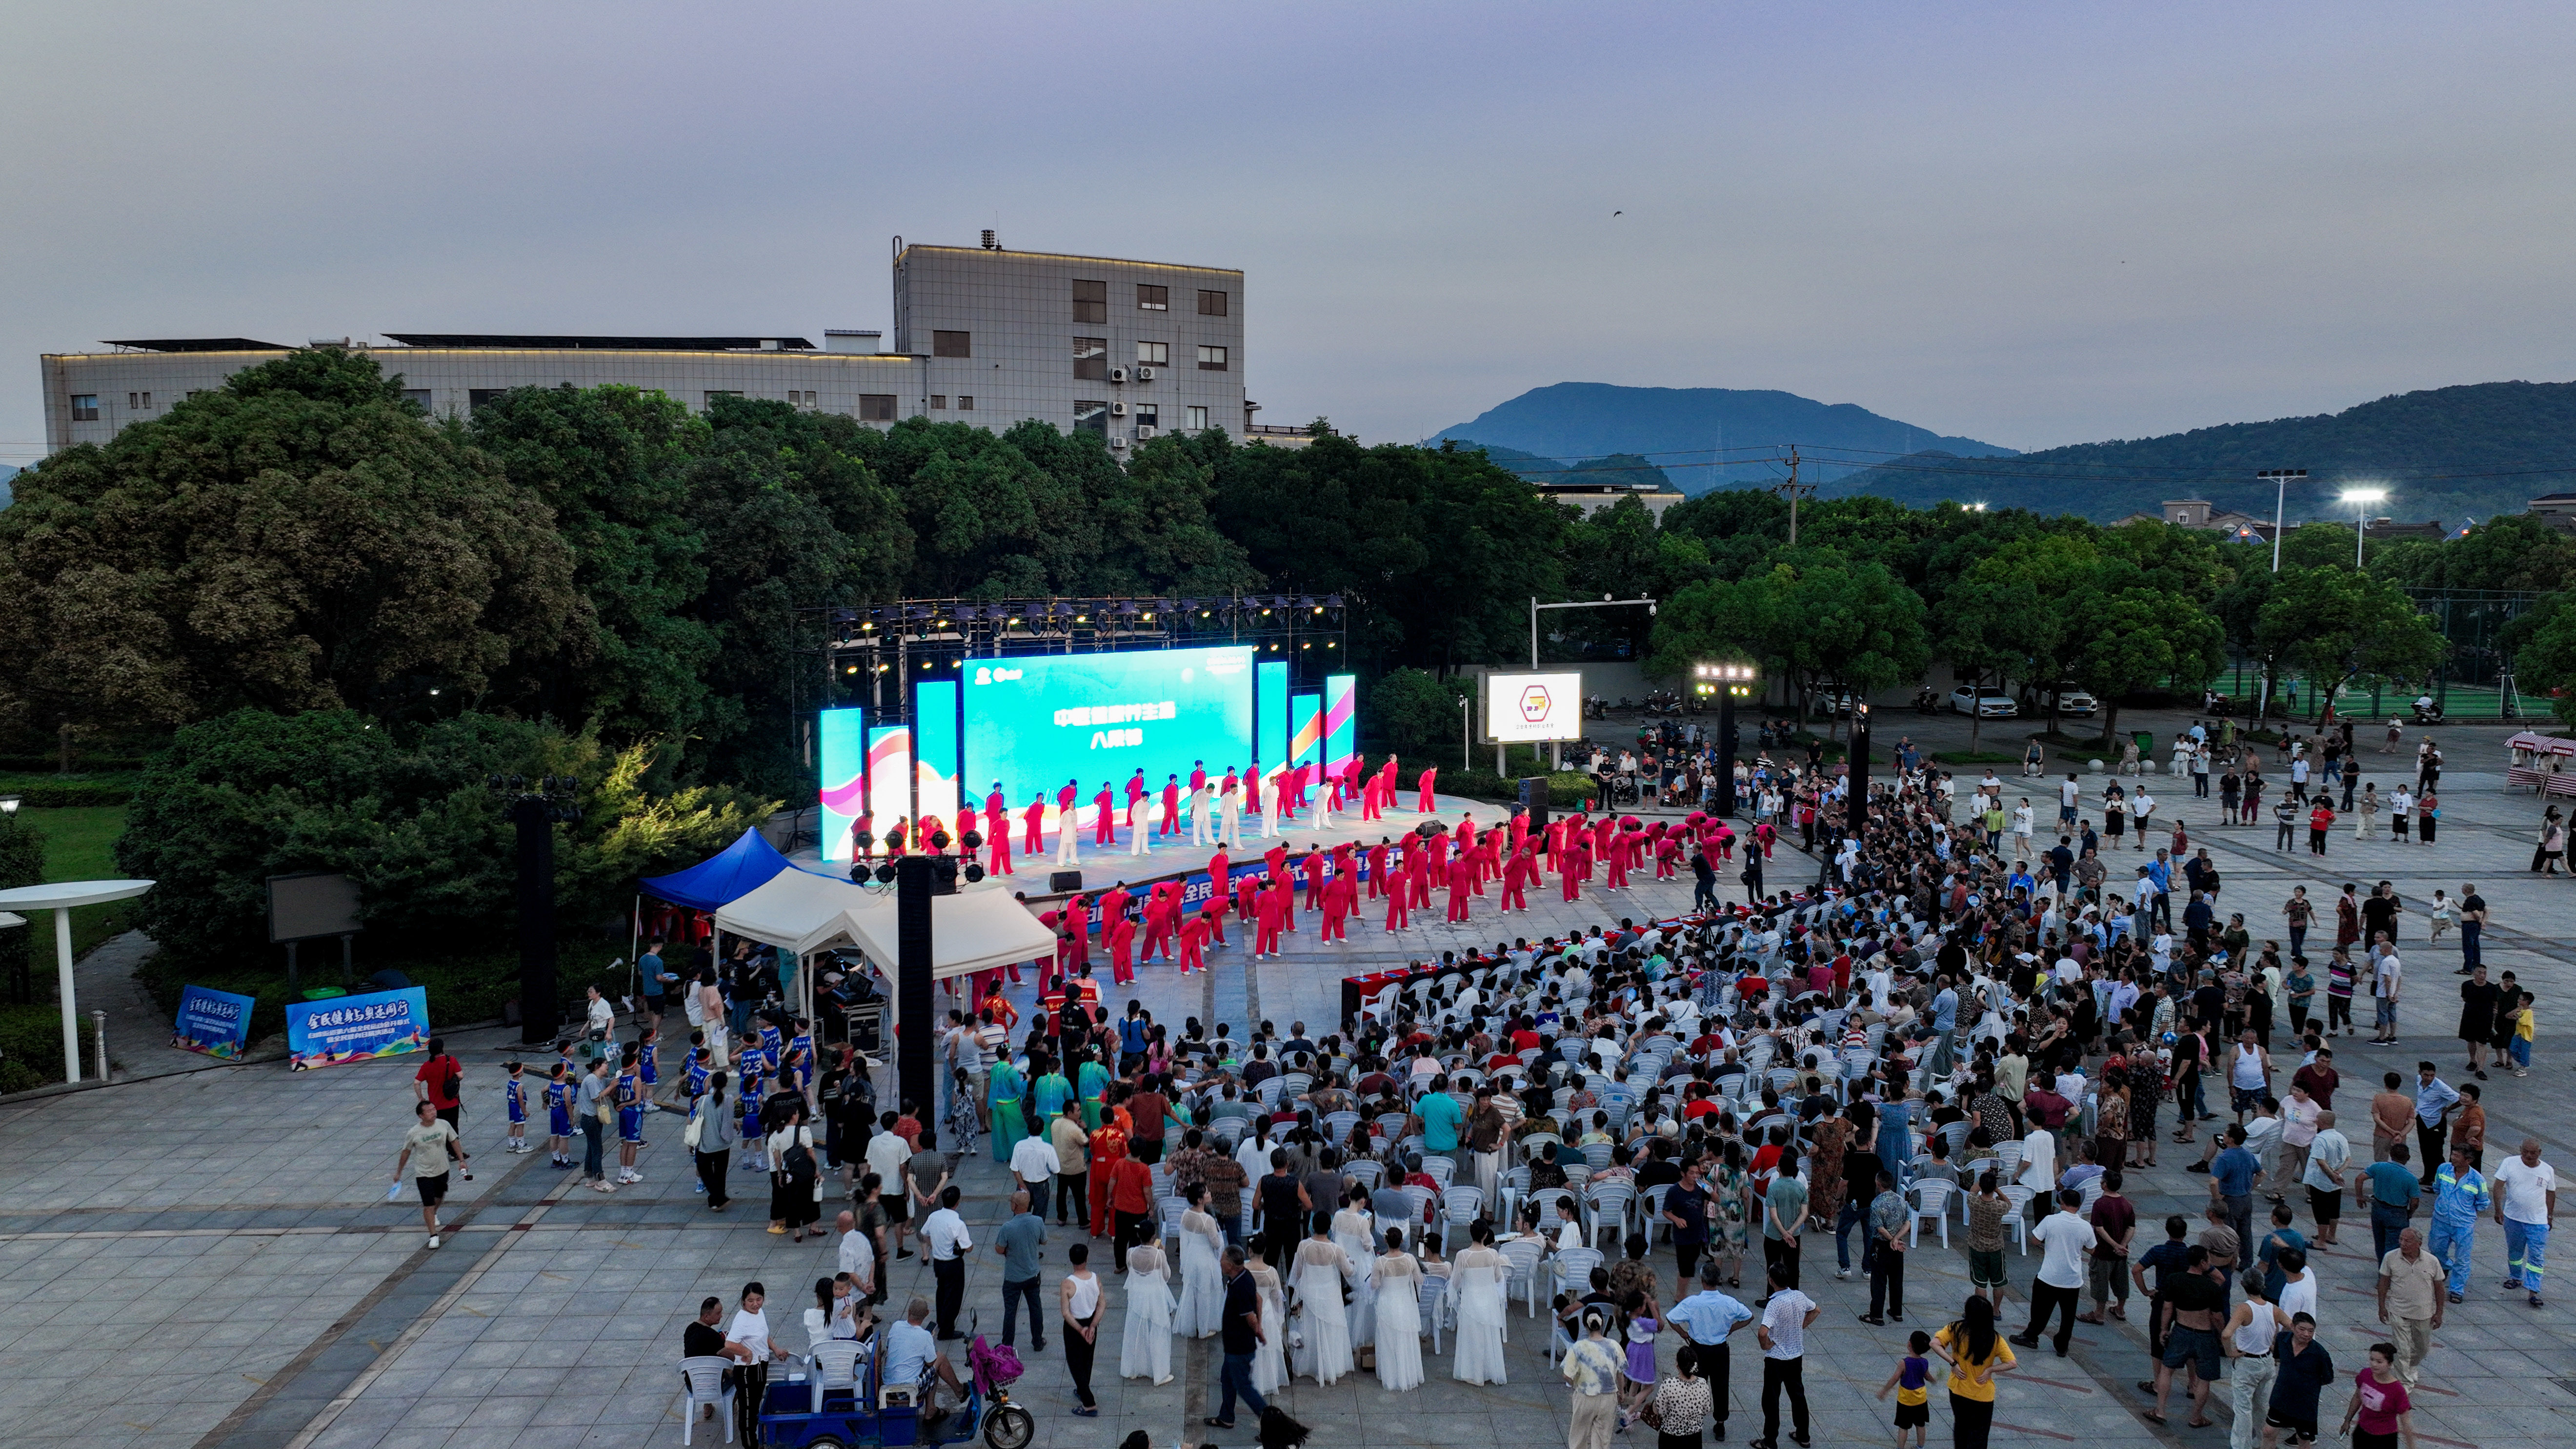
[1049,870,1085,894]
[1518,776,1551,833]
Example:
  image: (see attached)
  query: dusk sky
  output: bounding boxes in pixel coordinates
[7,2,2575,470]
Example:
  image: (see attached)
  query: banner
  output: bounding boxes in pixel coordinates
[1290,692,1323,769]
[286,986,430,1070]
[173,984,256,1058]
[1485,670,1585,743]
[819,706,866,862]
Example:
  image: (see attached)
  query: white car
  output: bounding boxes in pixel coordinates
[2050,684,2100,717]
[1949,686,2018,718]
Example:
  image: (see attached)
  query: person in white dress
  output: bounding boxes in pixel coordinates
[1330,1190,1380,1349]
[1172,1185,1228,1338]
[1446,1222,1509,1385]
[1249,1250,1289,1395]
[1289,1214,1356,1384]
[1119,1241,1175,1385]
[1371,1228,1425,1392]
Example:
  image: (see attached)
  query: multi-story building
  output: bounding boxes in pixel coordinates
[38,236,1277,455]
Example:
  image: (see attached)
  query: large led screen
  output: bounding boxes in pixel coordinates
[965,646,1255,817]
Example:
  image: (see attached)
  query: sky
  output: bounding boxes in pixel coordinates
[6,1,2576,469]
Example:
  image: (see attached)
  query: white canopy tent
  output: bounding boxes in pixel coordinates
[711,869,881,958]
[708,871,1055,1037]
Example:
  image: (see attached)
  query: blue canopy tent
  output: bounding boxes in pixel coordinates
[640,827,803,911]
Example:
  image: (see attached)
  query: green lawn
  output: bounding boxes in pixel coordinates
[16,805,137,958]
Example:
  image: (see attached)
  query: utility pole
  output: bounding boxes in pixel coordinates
[1772,447,1815,546]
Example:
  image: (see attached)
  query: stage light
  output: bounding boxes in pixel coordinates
[845,665,859,674]
[873,863,898,884]
[1077,614,1088,622]
[860,622,874,631]
[1301,642,1310,649]
[1327,641,1337,648]
[951,660,962,668]
[1143,612,1154,621]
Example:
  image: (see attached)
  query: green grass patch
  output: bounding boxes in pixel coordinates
[19,805,141,959]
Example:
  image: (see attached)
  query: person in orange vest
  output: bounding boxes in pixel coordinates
[1087,1088,1130,1238]
[1445,850,1474,924]
[1320,869,1353,943]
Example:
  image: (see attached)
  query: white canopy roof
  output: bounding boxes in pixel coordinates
[712,868,882,957]
[840,890,1058,983]
[0,879,155,910]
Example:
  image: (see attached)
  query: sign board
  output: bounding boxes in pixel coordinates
[173,984,256,1058]
[267,872,362,944]
[286,986,429,1070]
[1484,671,1584,743]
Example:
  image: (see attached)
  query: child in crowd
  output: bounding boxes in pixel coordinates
[1876,1329,1939,1447]
[502,1060,530,1154]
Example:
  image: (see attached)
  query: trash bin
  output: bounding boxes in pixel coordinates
[2131,730,2153,760]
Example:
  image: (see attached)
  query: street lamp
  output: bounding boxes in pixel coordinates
[1692,663,1758,815]
[2340,487,2389,570]
[2259,469,2308,571]
[487,774,583,1045]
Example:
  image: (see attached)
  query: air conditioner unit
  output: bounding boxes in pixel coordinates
[1136,424,1157,440]
[1135,365,1156,381]
[1108,366,1128,383]
[1109,434,1129,449]
[1109,401,1127,416]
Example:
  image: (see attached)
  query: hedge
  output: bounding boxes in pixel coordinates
[0,780,137,807]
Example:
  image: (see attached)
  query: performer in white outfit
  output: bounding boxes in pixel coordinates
[1446,1224,1509,1385]
[1330,1192,1379,1349]
[1171,1187,1228,1339]
[1249,1250,1288,1395]
[1261,772,1281,840]
[1288,1216,1355,1385]
[1055,800,1080,866]
[1189,783,1211,846]
[1119,1241,1175,1385]
[1312,764,1335,829]
[1371,1228,1425,1392]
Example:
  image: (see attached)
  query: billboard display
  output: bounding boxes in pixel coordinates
[964,646,1255,820]
[1485,671,1585,743]
[1290,692,1322,769]
[819,706,866,862]
[1324,674,1356,779]
[915,680,960,828]
[1256,660,1288,782]
[867,725,913,830]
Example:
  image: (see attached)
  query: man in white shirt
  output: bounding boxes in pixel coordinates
[1009,1127,1060,1202]
[2275,1247,2318,1322]
[2371,947,2404,1045]
[1754,1265,1819,1449]
[2299,1110,2352,1247]
[922,1185,974,1338]
[2492,1137,2558,1307]
[2013,1189,2102,1358]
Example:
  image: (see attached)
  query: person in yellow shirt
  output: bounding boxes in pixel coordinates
[1876,1329,1941,1448]
[2511,991,2536,1078]
[1932,1296,2018,1449]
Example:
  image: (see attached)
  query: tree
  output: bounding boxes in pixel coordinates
[1364,667,1470,758]
[0,348,584,738]
[2256,567,2449,722]
[0,812,42,1004]
[463,384,719,747]
[2372,513,2576,594]
[115,707,773,969]
[1652,550,1925,733]
[2066,587,2227,747]
[2504,593,2576,728]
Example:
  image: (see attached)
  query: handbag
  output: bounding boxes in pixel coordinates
[684,1109,704,1150]
[1639,1395,1665,1430]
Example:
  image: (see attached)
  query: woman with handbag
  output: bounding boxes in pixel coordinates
[695,1071,737,1210]
[769,1103,823,1241]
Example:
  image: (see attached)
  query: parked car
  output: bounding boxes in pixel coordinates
[1948,685,2018,718]
[2047,683,2100,717]
[1808,683,1864,717]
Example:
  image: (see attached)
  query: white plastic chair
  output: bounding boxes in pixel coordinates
[1499,1235,1546,1316]
[2000,1185,2034,1252]
[1344,1157,1383,1190]
[1443,1183,1486,1231]
[1639,1183,1673,1245]
[1419,1156,1456,1191]
[1908,1179,1953,1248]
[1418,1271,1450,1354]
[806,1339,865,1412]
[677,1356,737,1444]
[1586,1182,1635,1247]
[1551,1246,1603,1301]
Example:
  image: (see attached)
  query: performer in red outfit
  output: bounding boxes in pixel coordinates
[1300,847,1326,911]
[1092,783,1116,846]
[1160,774,1182,838]
[1099,882,1131,943]
[1319,870,1351,942]
[1107,911,1136,985]
[1499,846,1530,912]
[1139,885,1174,963]
[1383,864,1411,930]
[1178,909,1208,973]
[1406,841,1433,910]
[1125,771,1146,831]
[1358,764,1383,822]
[1200,895,1229,949]
[1233,873,1260,926]
[1560,839,1587,901]
[1604,833,1630,890]
[1253,880,1287,957]
[1445,853,1473,923]
[1415,765,1438,813]
[1365,839,1390,899]
[1021,795,1047,856]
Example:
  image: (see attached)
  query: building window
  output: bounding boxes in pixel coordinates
[1198,290,1228,317]
[1073,336,1108,381]
[1074,400,1109,436]
[1072,279,1107,323]
[402,388,432,412]
[69,394,99,421]
[1137,283,1169,311]
[858,394,897,422]
[1187,405,1209,431]
[929,395,947,409]
[127,391,152,409]
[473,388,513,410]
[1134,404,1158,430]
[1197,345,1229,371]
[1136,341,1169,365]
[958,395,974,410]
[932,330,972,358]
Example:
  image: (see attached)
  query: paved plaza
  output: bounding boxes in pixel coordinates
[3,759,2576,1449]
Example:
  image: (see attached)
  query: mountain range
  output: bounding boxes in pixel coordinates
[1441,379,2576,526]
[1432,382,2015,492]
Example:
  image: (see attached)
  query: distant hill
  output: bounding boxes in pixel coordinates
[1432,382,2016,494]
[1462,442,1677,492]
[1825,381,2576,526]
